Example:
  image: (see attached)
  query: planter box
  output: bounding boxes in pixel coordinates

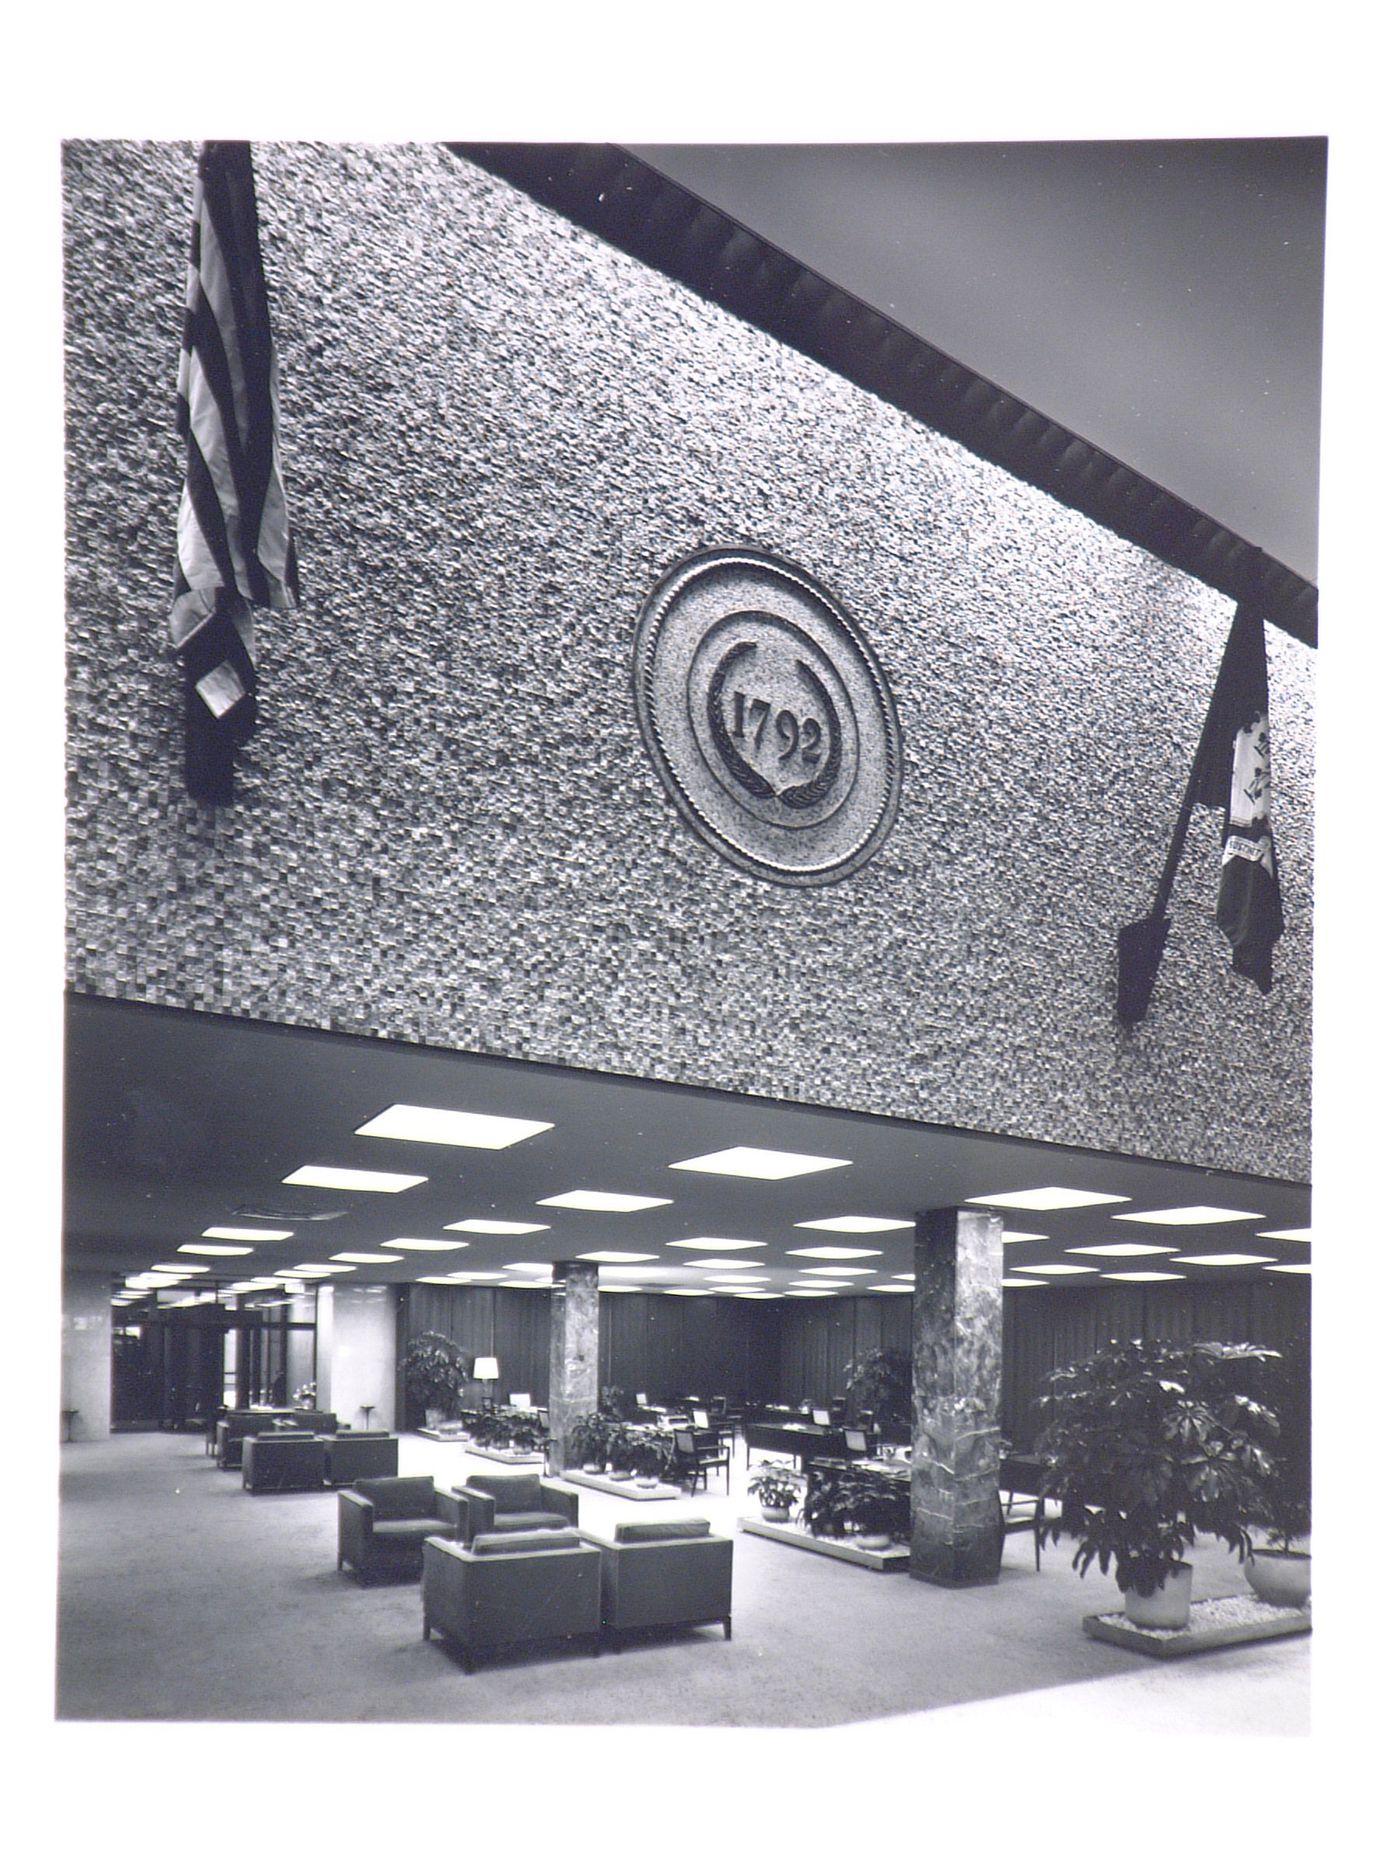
[563,1469,683,1501]
[1084,1593,1312,1657]
[464,1443,544,1465]
[739,1514,910,1572]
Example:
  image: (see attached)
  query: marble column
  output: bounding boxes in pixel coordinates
[547,1261,599,1477]
[909,1206,1004,1587]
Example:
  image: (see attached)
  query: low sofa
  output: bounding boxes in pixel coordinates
[321,1431,399,1487]
[579,1518,733,1647]
[338,1475,458,1583]
[421,1529,602,1671]
[216,1410,340,1468]
[451,1471,580,1544]
[241,1430,326,1492]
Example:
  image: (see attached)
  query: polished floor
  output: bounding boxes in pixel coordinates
[54,1428,1308,1733]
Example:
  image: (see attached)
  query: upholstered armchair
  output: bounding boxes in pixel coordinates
[421,1529,602,1670]
[337,1475,458,1583]
[241,1430,326,1492]
[451,1470,580,1544]
[321,1431,399,1487]
[579,1517,733,1648]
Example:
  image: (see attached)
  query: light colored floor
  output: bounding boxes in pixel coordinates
[54,1428,1309,1735]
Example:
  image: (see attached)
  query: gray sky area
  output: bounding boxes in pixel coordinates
[631,140,1326,583]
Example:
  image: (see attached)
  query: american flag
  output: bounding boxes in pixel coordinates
[1196,600,1285,993]
[171,141,298,802]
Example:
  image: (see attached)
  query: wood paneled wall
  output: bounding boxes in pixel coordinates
[1001,1276,1311,1449]
[401,1285,782,1414]
[399,1277,1309,1443]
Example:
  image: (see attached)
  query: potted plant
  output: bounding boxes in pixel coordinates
[568,1411,611,1472]
[848,1473,910,1550]
[402,1331,471,1427]
[748,1462,804,1522]
[802,1466,859,1540]
[1244,1479,1311,1607]
[842,1347,913,1436]
[1034,1338,1279,1630]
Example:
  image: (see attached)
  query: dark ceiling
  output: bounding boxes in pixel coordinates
[65,995,1311,1304]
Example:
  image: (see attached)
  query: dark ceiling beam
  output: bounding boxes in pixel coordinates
[449,141,1318,650]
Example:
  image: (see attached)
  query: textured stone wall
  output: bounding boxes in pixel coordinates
[63,141,1314,1181]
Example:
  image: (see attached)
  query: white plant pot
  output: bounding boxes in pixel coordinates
[760,1503,792,1523]
[1123,1562,1193,1629]
[1244,1548,1311,1608]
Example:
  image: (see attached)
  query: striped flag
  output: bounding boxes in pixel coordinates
[1195,601,1285,992]
[171,141,298,802]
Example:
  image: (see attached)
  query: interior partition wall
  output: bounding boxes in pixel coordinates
[400,1283,780,1423]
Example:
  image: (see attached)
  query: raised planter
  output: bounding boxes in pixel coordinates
[564,1469,683,1501]
[1085,1593,1311,1657]
[740,1514,910,1572]
[464,1442,543,1465]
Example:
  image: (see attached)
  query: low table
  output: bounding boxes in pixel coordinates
[1084,1594,1312,1657]
[563,1470,683,1502]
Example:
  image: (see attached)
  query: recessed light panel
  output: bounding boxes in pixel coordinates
[285,1263,347,1275]
[1016,1264,1097,1276]
[968,1186,1129,1211]
[538,1190,672,1213]
[1174,1253,1276,1267]
[1118,1205,1264,1225]
[446,1219,551,1236]
[203,1226,294,1242]
[1258,1228,1312,1243]
[868,1283,914,1294]
[664,1287,709,1297]
[664,1236,769,1252]
[1265,1263,1312,1275]
[576,1251,658,1264]
[283,1165,425,1193]
[1103,1271,1185,1282]
[686,1259,766,1270]
[787,1245,883,1260]
[330,1251,404,1264]
[1066,1242,1178,1258]
[181,1242,252,1256]
[669,1147,851,1180]
[999,1231,1049,1245]
[378,1238,464,1252]
[732,1291,782,1300]
[500,1280,550,1290]
[788,1287,840,1297]
[794,1216,913,1234]
[1003,1277,1046,1288]
[356,1103,553,1150]
[151,1263,202,1274]
[800,1266,875,1278]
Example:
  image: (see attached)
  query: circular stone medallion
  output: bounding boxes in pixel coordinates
[633,548,902,885]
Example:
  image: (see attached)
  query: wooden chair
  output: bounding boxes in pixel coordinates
[674,1429,730,1494]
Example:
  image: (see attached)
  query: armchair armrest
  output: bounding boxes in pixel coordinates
[337,1488,375,1571]
[539,1479,580,1525]
[452,1483,496,1544]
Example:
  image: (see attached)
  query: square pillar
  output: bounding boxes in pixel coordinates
[547,1261,599,1476]
[909,1206,1003,1587]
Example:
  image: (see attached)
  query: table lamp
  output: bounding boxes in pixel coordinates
[473,1356,500,1409]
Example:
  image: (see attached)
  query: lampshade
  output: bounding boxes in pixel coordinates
[473,1356,500,1380]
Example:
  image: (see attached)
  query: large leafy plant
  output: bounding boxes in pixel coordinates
[401,1331,471,1417]
[842,1348,913,1434]
[1034,1338,1280,1597]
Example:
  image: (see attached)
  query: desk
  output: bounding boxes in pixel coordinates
[745,1421,846,1470]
